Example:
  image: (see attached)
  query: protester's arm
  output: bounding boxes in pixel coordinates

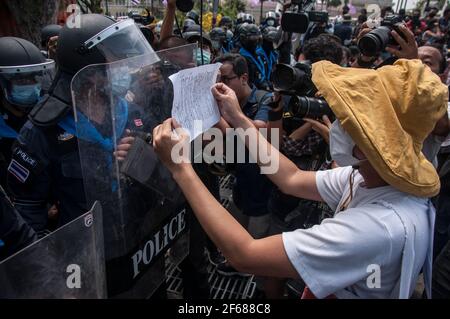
[160,0,176,41]
[210,83,322,201]
[176,161,298,278]
[152,119,299,278]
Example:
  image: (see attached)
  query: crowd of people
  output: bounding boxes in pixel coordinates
[1,0,450,299]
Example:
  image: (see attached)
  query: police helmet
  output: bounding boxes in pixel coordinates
[0,37,55,111]
[57,14,155,75]
[40,24,62,48]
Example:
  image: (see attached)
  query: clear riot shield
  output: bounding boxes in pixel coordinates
[71,44,196,298]
[0,201,106,298]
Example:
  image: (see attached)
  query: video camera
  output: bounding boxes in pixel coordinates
[358,15,405,57]
[281,0,328,34]
[271,62,333,120]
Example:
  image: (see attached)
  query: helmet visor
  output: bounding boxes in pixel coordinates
[0,60,55,109]
[84,19,156,63]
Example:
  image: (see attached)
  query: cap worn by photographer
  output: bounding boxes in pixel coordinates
[312,59,448,197]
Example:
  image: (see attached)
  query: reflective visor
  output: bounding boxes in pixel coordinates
[84,19,155,62]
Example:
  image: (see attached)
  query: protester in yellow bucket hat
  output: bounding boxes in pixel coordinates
[151,57,446,298]
[312,58,448,197]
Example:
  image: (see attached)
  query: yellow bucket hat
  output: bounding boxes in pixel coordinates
[312,59,448,197]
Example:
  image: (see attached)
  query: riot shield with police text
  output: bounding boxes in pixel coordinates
[71,45,196,298]
[0,201,106,298]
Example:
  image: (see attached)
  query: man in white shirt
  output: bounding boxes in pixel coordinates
[151,59,448,298]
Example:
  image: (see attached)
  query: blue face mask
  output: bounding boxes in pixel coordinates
[195,49,211,65]
[9,83,41,106]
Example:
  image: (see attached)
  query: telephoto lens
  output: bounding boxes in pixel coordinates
[288,96,333,119]
[272,63,315,95]
[357,26,391,56]
[176,0,194,13]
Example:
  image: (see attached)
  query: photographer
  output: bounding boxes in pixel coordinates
[263,34,342,297]
[153,57,447,299]
[354,22,419,68]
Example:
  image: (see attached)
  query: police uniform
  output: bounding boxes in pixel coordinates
[0,37,56,191]
[7,99,151,233]
[0,109,28,188]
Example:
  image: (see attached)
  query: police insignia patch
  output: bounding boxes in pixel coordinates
[8,159,30,183]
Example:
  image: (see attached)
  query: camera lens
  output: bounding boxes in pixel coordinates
[289,96,332,119]
[272,64,308,92]
[358,26,390,56]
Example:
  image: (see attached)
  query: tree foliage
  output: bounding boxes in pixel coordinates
[4,0,60,45]
[219,0,246,20]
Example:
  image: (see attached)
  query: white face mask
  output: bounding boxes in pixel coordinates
[329,120,360,167]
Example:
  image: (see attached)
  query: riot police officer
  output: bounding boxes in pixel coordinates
[183,25,213,64]
[186,10,200,25]
[218,16,233,31]
[260,26,279,81]
[242,13,255,25]
[6,14,154,233]
[262,11,278,28]
[210,27,228,56]
[238,23,270,90]
[0,37,55,188]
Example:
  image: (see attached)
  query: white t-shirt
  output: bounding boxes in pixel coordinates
[282,166,431,299]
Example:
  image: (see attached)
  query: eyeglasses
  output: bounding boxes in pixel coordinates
[220,75,238,84]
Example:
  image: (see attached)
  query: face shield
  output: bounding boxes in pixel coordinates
[266,19,275,27]
[83,19,155,63]
[0,58,55,111]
